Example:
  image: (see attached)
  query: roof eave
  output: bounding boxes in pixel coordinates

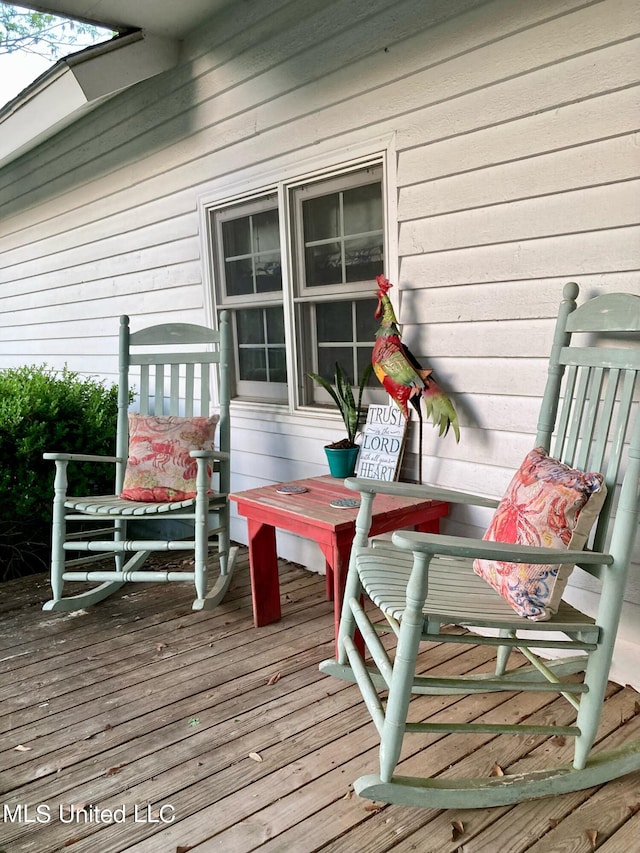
[0,30,180,169]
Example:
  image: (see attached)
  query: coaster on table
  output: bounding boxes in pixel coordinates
[330,498,361,509]
[276,484,309,495]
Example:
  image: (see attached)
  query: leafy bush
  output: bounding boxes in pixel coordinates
[0,365,120,580]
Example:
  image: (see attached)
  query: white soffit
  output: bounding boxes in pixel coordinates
[0,30,179,168]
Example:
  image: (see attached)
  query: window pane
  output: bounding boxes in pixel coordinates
[266,305,285,343]
[303,194,339,241]
[269,347,287,382]
[343,183,383,233]
[316,302,352,342]
[301,178,383,288]
[255,254,282,292]
[356,298,378,339]
[239,348,267,382]
[317,346,353,382]
[236,306,287,384]
[311,297,378,401]
[305,242,342,286]
[236,309,265,344]
[345,236,384,282]
[222,217,251,256]
[225,258,254,297]
[357,348,376,385]
[220,206,282,297]
[253,209,280,252]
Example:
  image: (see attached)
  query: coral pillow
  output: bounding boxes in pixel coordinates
[120,414,219,502]
[473,447,606,621]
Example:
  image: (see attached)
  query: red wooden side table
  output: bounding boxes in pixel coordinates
[230,475,449,654]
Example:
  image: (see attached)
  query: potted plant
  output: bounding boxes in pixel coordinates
[307,362,373,477]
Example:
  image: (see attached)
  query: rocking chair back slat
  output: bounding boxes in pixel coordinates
[590,368,621,474]
[200,362,211,414]
[169,363,180,414]
[138,364,150,414]
[154,364,165,414]
[561,364,591,465]
[185,363,195,415]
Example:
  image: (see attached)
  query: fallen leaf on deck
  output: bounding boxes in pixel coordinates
[249,752,263,762]
[188,717,200,728]
[155,643,167,652]
[14,745,31,752]
[451,820,464,840]
[61,804,89,817]
[628,802,640,815]
[343,790,353,799]
[105,763,126,776]
[586,828,597,849]
[489,763,504,777]
[267,672,281,685]
[364,803,383,813]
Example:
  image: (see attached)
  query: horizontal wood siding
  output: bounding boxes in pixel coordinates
[0,0,638,674]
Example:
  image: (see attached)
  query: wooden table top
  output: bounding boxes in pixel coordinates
[230,475,446,532]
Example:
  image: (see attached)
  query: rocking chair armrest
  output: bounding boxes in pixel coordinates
[344,476,499,509]
[189,449,230,461]
[43,452,120,464]
[391,529,614,567]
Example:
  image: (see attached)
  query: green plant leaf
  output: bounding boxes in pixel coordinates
[307,361,373,445]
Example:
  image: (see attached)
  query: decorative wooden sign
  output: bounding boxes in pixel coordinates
[356,404,407,481]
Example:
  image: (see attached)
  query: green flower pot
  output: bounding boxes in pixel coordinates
[324,445,360,478]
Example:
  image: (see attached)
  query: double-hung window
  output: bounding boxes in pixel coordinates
[208,160,386,410]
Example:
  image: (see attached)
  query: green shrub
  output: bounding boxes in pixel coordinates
[0,365,120,580]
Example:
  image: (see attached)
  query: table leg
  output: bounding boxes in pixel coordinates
[325,563,334,600]
[318,538,364,658]
[246,519,281,627]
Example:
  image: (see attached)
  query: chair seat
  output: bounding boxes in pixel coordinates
[65,492,226,516]
[354,543,599,638]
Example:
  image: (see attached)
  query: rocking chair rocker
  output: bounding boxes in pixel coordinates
[43,312,238,612]
[320,282,640,807]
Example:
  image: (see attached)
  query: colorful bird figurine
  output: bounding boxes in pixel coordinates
[372,275,459,481]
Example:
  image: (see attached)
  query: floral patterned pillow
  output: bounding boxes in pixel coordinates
[473,447,606,621]
[120,414,219,502]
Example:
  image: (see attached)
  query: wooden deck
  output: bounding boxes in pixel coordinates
[1,549,639,853]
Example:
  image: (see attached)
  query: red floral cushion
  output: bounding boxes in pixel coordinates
[120,414,219,502]
[473,447,606,620]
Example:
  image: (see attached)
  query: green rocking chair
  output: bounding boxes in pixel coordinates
[320,282,640,807]
[43,312,238,612]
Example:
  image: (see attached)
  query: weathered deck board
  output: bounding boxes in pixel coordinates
[1,549,639,853]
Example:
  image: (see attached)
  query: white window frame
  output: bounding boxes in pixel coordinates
[200,135,399,422]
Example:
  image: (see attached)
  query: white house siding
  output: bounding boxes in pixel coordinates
[0,0,639,683]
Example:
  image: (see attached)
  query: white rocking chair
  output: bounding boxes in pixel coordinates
[43,312,238,612]
[320,283,640,807]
